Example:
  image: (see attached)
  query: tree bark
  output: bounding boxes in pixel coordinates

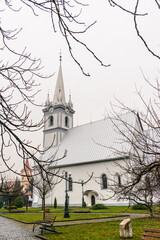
[42,195,46,220]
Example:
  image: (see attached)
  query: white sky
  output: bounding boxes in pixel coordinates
[1,0,160,174]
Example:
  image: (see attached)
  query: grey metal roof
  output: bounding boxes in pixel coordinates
[41,112,140,166]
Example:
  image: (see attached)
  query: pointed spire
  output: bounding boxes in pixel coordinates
[24,158,30,171]
[45,92,51,106]
[68,91,73,108]
[53,55,66,106]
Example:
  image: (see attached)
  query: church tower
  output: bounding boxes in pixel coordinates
[43,57,75,148]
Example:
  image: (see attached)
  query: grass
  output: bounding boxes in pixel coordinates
[0,207,42,213]
[44,218,160,240]
[0,205,158,224]
[0,205,158,214]
[53,206,149,214]
[0,212,121,223]
[0,206,159,239]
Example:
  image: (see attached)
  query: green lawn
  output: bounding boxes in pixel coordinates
[44,218,160,240]
[43,205,157,214]
[1,212,121,223]
[0,206,159,239]
[0,205,158,214]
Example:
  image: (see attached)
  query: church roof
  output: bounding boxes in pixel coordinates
[41,111,141,167]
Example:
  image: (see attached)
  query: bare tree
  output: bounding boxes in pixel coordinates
[108,0,160,60]
[104,78,160,216]
[33,159,63,220]
[109,158,159,216]
[1,1,109,76]
[0,0,112,179]
[2,0,159,199]
[0,7,51,176]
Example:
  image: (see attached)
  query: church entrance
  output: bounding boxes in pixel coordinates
[91,195,95,206]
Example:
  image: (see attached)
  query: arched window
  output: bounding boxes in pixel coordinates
[102,174,107,189]
[49,116,54,126]
[68,176,73,191]
[65,116,69,127]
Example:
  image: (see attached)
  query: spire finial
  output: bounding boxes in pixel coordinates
[59,49,62,62]
[45,90,51,106]
[68,90,73,108]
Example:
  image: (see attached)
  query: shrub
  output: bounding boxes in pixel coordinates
[83,202,86,208]
[54,197,57,208]
[91,204,108,210]
[0,199,3,209]
[132,203,147,210]
[14,196,24,208]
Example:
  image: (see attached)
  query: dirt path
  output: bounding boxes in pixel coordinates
[54,213,150,226]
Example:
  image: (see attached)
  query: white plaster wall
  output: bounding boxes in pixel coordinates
[33,159,129,207]
[58,112,61,126]
[44,131,57,148]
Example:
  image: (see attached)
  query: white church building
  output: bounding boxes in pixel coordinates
[32,59,143,207]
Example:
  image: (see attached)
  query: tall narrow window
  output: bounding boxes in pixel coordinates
[115,173,121,186]
[68,176,73,191]
[65,116,69,127]
[49,116,54,126]
[102,174,107,189]
[117,174,121,186]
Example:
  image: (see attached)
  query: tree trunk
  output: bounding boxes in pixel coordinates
[149,207,153,217]
[42,196,45,220]
[8,198,12,212]
[25,196,28,212]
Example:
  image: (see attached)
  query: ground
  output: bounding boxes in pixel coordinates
[0,206,159,239]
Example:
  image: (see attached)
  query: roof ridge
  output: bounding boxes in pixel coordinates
[73,111,135,130]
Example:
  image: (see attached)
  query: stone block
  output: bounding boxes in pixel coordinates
[119,218,132,238]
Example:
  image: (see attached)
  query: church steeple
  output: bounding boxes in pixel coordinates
[53,56,66,106]
[42,55,75,149]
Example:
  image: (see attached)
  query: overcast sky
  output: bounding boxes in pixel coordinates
[1,0,160,174]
